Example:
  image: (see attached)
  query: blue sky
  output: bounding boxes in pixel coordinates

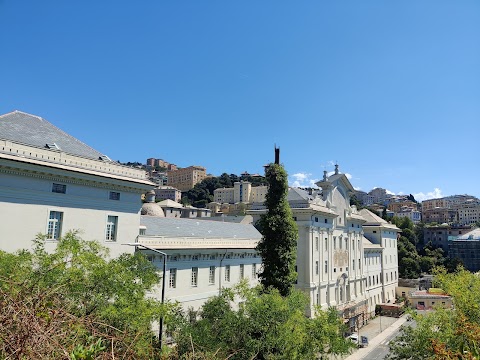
[1,1,479,200]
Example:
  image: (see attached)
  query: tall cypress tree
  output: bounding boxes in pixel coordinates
[256,163,298,297]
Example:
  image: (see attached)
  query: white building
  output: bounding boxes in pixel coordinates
[154,186,182,203]
[0,111,154,257]
[360,209,399,306]
[395,208,422,224]
[248,165,400,330]
[136,216,262,310]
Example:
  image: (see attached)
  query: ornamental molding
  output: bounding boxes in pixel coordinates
[0,166,140,192]
[137,236,259,250]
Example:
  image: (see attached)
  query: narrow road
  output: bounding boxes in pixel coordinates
[362,329,401,360]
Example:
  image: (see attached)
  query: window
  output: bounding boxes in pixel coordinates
[333,237,336,249]
[225,265,231,282]
[47,211,63,240]
[252,263,257,278]
[240,264,244,279]
[106,216,118,241]
[209,266,215,284]
[324,218,328,223]
[325,238,328,250]
[52,183,66,194]
[139,228,146,235]
[191,267,198,286]
[353,259,355,271]
[109,191,120,200]
[315,217,319,222]
[315,261,319,275]
[169,269,177,288]
[315,237,319,251]
[324,260,328,273]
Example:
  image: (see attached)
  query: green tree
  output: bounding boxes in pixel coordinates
[256,163,298,296]
[0,232,165,359]
[387,268,480,360]
[174,284,353,360]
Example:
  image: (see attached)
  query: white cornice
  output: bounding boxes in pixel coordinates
[138,236,259,249]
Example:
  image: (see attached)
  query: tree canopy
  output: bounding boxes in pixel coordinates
[0,231,164,359]
[173,283,353,360]
[256,163,298,296]
[387,267,480,360]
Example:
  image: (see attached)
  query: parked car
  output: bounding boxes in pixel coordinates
[347,333,368,348]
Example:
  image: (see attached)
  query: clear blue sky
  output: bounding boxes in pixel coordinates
[1,1,479,200]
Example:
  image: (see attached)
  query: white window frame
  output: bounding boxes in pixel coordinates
[47,210,63,240]
[105,215,118,241]
[191,267,198,287]
[169,268,177,288]
[225,265,230,282]
[240,264,244,279]
[209,266,215,284]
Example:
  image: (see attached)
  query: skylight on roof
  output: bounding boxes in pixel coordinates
[45,143,61,150]
[99,155,112,161]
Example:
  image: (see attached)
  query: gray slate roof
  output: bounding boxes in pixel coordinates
[0,111,105,159]
[140,216,262,240]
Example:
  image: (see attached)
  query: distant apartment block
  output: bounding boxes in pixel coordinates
[395,208,422,224]
[422,208,457,224]
[387,201,418,213]
[457,202,480,225]
[421,195,479,211]
[424,224,472,253]
[154,186,182,203]
[449,228,480,272]
[167,166,207,192]
[146,157,177,171]
[214,181,267,204]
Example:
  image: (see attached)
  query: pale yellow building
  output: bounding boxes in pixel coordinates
[214,181,267,204]
[167,166,206,192]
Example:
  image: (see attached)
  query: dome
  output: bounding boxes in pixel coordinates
[141,202,165,217]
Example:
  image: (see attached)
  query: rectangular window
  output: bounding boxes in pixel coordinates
[225,265,230,282]
[209,266,215,284]
[169,268,177,288]
[105,215,118,241]
[252,263,257,278]
[52,183,66,194]
[315,237,319,251]
[191,267,198,286]
[333,237,336,249]
[315,261,319,275]
[325,261,328,273]
[47,211,63,240]
[109,191,120,200]
[240,264,244,279]
[353,259,355,270]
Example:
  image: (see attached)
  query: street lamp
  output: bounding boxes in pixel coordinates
[124,242,167,347]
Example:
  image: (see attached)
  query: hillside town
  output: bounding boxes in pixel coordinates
[1,110,480,359]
